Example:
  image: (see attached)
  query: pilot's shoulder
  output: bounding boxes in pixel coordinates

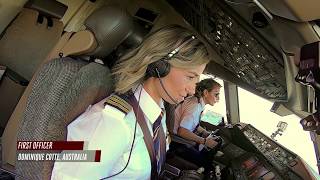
[104,94,133,116]
[181,96,199,108]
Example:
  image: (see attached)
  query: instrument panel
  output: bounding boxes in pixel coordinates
[238,124,315,180]
[243,125,296,174]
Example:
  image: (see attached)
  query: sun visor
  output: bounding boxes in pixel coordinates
[259,0,320,22]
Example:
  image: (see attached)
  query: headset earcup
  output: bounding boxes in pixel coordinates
[146,60,171,78]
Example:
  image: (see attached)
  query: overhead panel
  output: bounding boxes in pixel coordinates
[166,0,287,101]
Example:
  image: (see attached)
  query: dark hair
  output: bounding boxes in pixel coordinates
[195,78,221,98]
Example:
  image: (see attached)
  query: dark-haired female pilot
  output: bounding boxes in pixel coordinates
[51,25,211,180]
[171,78,222,171]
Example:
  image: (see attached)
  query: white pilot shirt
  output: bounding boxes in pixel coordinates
[51,85,168,180]
[174,96,205,134]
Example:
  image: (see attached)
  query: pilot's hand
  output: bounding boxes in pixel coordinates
[225,124,233,128]
[204,136,219,149]
[202,130,211,137]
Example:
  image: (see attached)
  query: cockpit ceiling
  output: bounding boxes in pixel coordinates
[167,0,287,101]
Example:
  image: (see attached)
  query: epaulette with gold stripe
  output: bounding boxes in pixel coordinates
[104,94,132,114]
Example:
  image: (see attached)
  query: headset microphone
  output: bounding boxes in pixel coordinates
[156,68,179,105]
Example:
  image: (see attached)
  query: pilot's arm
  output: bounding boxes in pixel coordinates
[178,127,218,149]
[177,104,217,148]
[51,104,131,180]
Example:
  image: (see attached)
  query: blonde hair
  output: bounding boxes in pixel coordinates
[112,24,210,94]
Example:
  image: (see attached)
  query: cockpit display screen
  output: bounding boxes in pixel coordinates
[247,164,270,179]
[241,156,259,171]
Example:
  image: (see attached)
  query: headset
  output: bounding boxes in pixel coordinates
[102,35,196,179]
[146,35,196,105]
[146,35,196,78]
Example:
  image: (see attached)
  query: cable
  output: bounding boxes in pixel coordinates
[0,167,31,180]
[223,0,254,5]
[252,0,273,20]
[156,68,178,105]
[100,87,142,179]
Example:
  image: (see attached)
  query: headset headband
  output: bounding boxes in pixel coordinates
[164,35,196,60]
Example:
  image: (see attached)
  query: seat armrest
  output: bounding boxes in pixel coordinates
[171,134,197,147]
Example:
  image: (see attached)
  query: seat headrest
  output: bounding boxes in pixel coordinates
[60,30,97,57]
[122,21,147,49]
[84,6,134,58]
[104,20,149,65]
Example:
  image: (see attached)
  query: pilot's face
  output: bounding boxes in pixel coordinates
[204,85,220,106]
[158,64,206,104]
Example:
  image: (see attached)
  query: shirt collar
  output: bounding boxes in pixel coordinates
[134,85,164,124]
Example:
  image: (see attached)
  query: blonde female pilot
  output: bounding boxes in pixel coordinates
[51,25,211,180]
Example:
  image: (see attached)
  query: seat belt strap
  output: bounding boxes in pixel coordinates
[128,95,167,171]
[128,95,159,179]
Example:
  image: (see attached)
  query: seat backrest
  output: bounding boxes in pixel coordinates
[1,32,73,168]
[0,3,66,134]
[0,0,67,166]
[5,5,136,180]
[164,102,199,170]
[16,57,113,179]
